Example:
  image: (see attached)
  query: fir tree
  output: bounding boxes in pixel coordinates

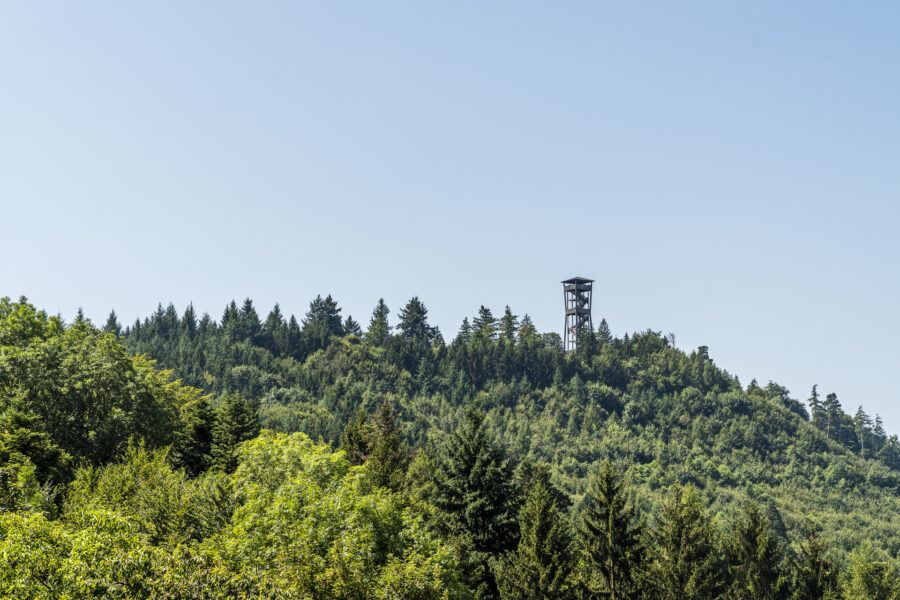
[726,503,789,600]
[366,400,408,491]
[473,305,497,341]
[580,460,643,600]
[173,397,216,477]
[597,318,613,347]
[211,394,259,474]
[397,296,432,344]
[103,310,121,336]
[497,476,575,600]
[498,306,519,343]
[365,298,391,346]
[433,405,516,598]
[647,486,724,600]
[791,534,840,600]
[181,304,197,340]
[343,315,362,336]
[300,294,343,355]
[339,408,372,466]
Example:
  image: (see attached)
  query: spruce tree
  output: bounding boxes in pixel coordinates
[366,298,391,346]
[103,310,121,336]
[339,409,372,466]
[300,294,344,355]
[181,303,197,340]
[647,486,724,600]
[498,306,519,343]
[497,476,575,600]
[366,400,408,491]
[726,504,789,600]
[597,318,613,347]
[173,397,216,477]
[473,305,497,341]
[433,405,516,598]
[791,534,840,600]
[211,394,259,473]
[580,460,643,600]
[343,315,362,336]
[397,296,432,343]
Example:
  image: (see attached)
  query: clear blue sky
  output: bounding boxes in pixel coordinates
[2,3,899,433]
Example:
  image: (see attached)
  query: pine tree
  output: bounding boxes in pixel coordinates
[365,298,391,346]
[854,406,873,457]
[791,534,840,600]
[808,385,825,430]
[726,504,789,600]
[366,400,408,491]
[580,460,643,600]
[103,310,121,336]
[647,486,724,600]
[497,476,575,600]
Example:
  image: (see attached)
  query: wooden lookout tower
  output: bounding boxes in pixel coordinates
[563,276,594,353]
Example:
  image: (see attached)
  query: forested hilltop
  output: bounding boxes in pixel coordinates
[2,294,900,598]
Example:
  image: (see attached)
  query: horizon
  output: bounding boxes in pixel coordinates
[3,3,899,435]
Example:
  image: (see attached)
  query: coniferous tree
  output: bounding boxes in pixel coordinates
[366,298,391,346]
[580,460,643,600]
[211,394,259,473]
[343,316,362,336]
[239,298,262,344]
[823,393,842,440]
[397,296,432,344]
[597,318,613,347]
[433,405,516,598]
[726,504,789,600]
[181,304,197,340]
[647,486,724,600]
[791,534,841,600]
[473,306,497,341]
[103,310,121,336]
[498,306,519,343]
[262,303,285,353]
[173,397,216,477]
[854,407,872,457]
[366,400,408,491]
[339,409,373,466]
[808,385,825,431]
[842,543,898,600]
[457,317,473,344]
[496,476,575,600]
[300,294,343,356]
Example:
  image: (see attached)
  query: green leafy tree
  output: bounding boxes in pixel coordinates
[580,460,643,600]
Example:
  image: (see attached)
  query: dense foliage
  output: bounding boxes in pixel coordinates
[2,294,900,598]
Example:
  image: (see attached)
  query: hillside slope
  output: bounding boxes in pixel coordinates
[119,297,900,559]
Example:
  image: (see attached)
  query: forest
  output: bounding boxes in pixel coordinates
[2,293,900,599]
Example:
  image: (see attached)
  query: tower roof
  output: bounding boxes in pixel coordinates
[561,276,594,284]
